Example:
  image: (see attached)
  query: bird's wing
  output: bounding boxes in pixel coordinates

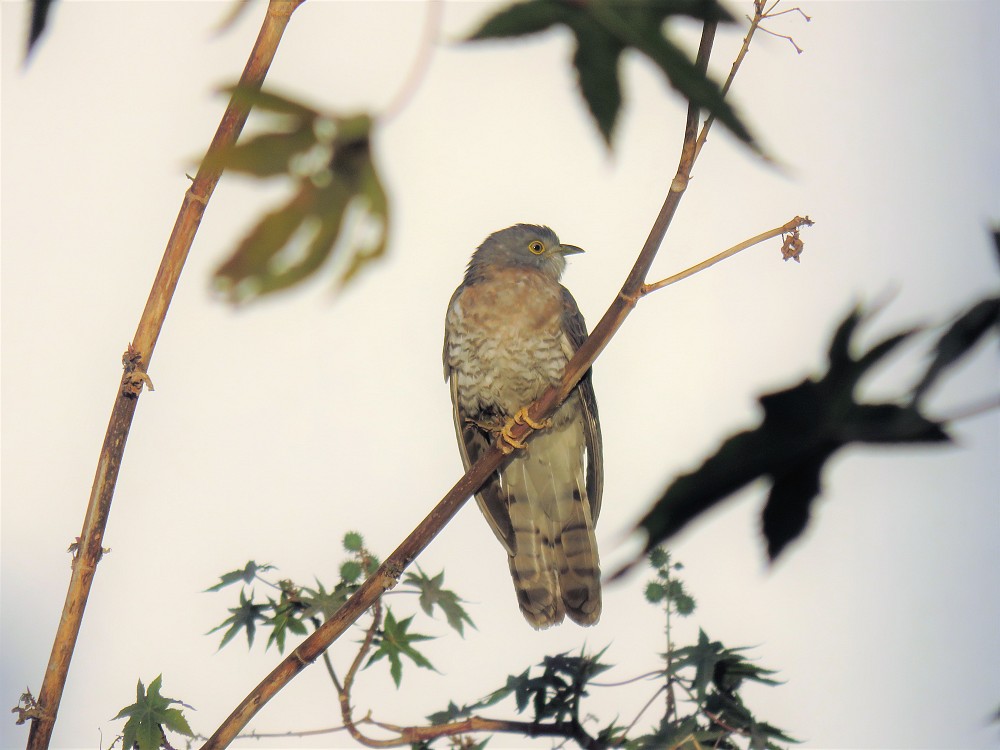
[447,375,516,552]
[560,286,604,521]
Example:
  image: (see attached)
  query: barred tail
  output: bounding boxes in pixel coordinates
[503,422,601,629]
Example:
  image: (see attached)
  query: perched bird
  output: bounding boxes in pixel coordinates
[443,224,603,628]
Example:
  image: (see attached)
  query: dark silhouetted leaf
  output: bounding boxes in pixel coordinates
[467,0,569,38]
[465,0,754,148]
[912,296,1000,403]
[26,0,55,60]
[633,305,951,565]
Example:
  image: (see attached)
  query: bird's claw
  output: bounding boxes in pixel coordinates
[513,407,552,431]
[498,421,527,454]
[498,408,550,454]
[467,409,550,454]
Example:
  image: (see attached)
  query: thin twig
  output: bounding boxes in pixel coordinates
[589,670,663,688]
[25,4,305,749]
[381,0,443,123]
[694,0,768,161]
[621,685,667,739]
[336,592,384,745]
[642,216,813,295]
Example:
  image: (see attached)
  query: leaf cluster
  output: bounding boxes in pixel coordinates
[203,532,472,692]
[424,648,613,746]
[204,533,371,651]
[423,554,791,750]
[651,630,790,748]
[363,567,476,688]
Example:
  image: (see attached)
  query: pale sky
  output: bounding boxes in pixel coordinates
[2,2,998,749]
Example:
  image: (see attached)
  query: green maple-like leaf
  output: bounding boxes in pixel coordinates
[204,560,272,592]
[209,88,389,302]
[265,594,308,653]
[208,589,269,649]
[364,607,436,688]
[403,567,476,636]
[466,0,754,148]
[113,675,193,750]
[634,304,950,564]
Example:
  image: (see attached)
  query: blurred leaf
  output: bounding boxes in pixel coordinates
[300,578,353,622]
[204,560,272,592]
[208,128,321,178]
[340,560,363,583]
[911,296,1000,402]
[465,0,754,149]
[209,88,389,302]
[224,84,322,118]
[633,305,951,565]
[214,0,258,35]
[403,567,476,636]
[113,675,194,750]
[26,0,56,60]
[365,608,436,688]
[208,589,269,649]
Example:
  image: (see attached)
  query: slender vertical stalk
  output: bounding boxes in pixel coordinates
[25,4,304,749]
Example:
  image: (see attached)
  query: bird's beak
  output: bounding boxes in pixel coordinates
[557,243,584,256]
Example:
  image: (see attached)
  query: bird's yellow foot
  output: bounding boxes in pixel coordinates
[512,407,552,431]
[496,408,551,454]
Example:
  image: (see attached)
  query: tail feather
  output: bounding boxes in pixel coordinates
[502,419,601,629]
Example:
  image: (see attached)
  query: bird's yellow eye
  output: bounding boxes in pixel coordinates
[528,240,545,255]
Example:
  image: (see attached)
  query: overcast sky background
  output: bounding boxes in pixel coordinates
[2,2,998,749]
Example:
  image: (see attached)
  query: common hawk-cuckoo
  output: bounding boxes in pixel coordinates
[444,224,603,628]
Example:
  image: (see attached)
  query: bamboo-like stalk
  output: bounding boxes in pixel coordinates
[25,4,305,749]
[200,19,725,750]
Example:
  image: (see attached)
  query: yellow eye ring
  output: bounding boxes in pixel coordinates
[528,240,545,255]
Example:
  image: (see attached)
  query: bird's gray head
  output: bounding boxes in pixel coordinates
[465,224,583,282]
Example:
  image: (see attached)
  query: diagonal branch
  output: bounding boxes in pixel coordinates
[199,19,724,750]
[24,3,305,749]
